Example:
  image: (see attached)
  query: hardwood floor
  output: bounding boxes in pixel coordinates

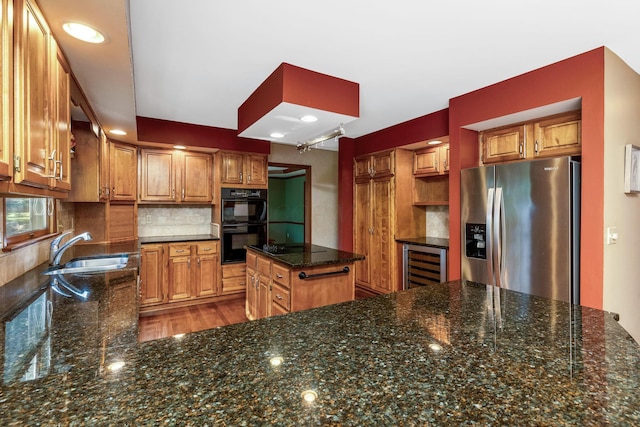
[138,297,248,342]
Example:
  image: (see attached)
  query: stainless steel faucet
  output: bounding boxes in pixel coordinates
[50,231,93,265]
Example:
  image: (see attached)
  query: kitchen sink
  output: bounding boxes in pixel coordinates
[42,254,130,275]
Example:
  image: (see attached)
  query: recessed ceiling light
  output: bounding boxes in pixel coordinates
[173,145,186,150]
[300,115,318,123]
[270,132,284,138]
[62,22,106,44]
[109,129,127,136]
[427,140,443,145]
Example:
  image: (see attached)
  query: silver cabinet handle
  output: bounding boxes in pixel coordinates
[174,249,185,253]
[275,294,283,300]
[276,273,283,279]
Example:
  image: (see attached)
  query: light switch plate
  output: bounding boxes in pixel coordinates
[607,227,618,245]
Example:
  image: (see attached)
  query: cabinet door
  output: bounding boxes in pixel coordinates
[222,263,247,295]
[139,148,175,202]
[353,180,371,287]
[13,0,50,188]
[168,255,191,301]
[245,266,258,320]
[372,151,394,177]
[371,178,395,293]
[441,144,450,172]
[49,44,71,192]
[0,0,12,179]
[481,124,525,164]
[182,152,212,202]
[413,147,440,175]
[246,154,267,186]
[221,151,244,185]
[140,244,165,306]
[354,156,371,180]
[194,253,217,297]
[110,141,137,201]
[257,274,270,319]
[533,111,581,157]
[99,130,110,200]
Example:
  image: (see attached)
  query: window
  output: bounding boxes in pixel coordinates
[3,197,52,246]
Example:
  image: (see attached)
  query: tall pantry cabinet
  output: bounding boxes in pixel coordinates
[353,149,425,295]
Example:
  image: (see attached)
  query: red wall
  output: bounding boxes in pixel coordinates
[136,116,271,154]
[448,47,605,309]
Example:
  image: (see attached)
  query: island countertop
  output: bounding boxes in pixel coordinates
[1,277,639,425]
[246,243,364,268]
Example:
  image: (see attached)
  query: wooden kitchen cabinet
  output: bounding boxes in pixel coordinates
[139,240,221,313]
[354,150,394,180]
[167,243,192,302]
[220,151,267,187]
[0,0,12,180]
[413,143,449,176]
[245,248,355,321]
[48,43,71,192]
[68,127,110,201]
[139,148,213,203]
[110,141,137,201]
[480,110,581,165]
[221,263,247,295]
[140,244,164,306]
[481,124,526,164]
[13,0,51,188]
[532,111,581,158]
[354,149,425,294]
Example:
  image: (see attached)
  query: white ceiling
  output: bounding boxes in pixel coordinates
[37,0,640,149]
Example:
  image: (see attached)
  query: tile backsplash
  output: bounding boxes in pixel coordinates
[138,205,212,237]
[426,206,449,239]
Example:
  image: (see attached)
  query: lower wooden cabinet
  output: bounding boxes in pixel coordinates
[139,240,220,312]
[245,249,355,321]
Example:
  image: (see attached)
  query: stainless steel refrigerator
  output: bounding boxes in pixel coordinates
[461,156,580,304]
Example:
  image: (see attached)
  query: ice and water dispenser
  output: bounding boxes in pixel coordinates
[465,223,487,259]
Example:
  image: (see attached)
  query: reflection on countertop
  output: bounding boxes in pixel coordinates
[247,243,364,268]
[1,275,639,425]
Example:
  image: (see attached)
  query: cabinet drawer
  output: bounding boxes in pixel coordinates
[169,244,191,257]
[222,263,246,279]
[257,256,271,275]
[271,282,291,311]
[196,241,218,254]
[271,263,290,287]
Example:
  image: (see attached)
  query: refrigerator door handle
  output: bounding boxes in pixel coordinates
[493,187,504,288]
[486,188,495,287]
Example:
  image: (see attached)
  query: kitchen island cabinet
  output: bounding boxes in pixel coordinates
[1,272,639,425]
[245,244,364,320]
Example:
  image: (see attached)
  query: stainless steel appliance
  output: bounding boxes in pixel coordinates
[402,244,447,289]
[221,188,267,264]
[461,156,580,303]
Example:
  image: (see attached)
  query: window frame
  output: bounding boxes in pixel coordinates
[3,197,54,247]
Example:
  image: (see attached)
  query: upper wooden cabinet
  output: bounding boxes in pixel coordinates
[220,151,267,187]
[0,0,12,180]
[48,43,71,192]
[68,127,112,202]
[139,147,213,203]
[110,141,137,202]
[532,111,581,157]
[354,150,394,180]
[481,125,526,164]
[480,111,581,165]
[413,143,449,176]
[13,0,50,188]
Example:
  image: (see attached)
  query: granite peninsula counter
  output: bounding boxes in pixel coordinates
[1,277,639,425]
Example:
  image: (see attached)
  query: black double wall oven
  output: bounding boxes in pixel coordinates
[221,188,267,264]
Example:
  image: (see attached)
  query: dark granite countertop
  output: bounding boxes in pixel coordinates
[246,243,365,268]
[396,236,450,249]
[1,277,639,425]
[139,234,219,244]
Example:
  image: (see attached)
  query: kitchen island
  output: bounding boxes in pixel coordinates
[1,273,639,424]
[244,243,364,320]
